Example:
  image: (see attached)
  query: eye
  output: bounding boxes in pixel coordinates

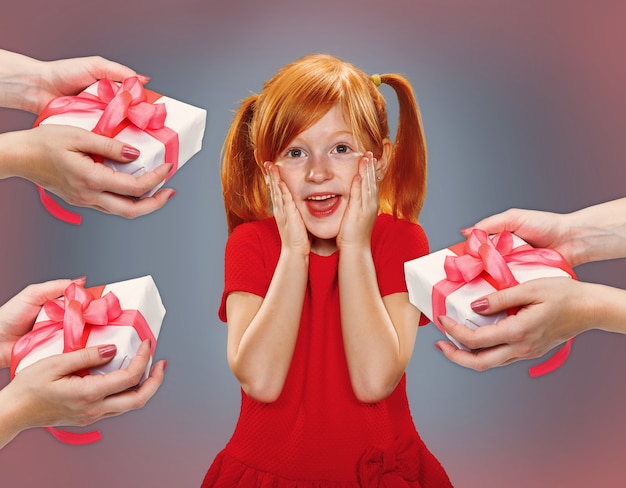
[333,144,351,154]
[286,148,304,158]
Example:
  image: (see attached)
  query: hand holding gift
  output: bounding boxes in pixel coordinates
[6,275,166,445]
[0,49,206,224]
[405,228,578,377]
[0,278,166,449]
[433,199,626,373]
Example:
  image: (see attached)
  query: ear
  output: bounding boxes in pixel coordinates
[376,138,392,177]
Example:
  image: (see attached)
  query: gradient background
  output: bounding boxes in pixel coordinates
[1,1,625,486]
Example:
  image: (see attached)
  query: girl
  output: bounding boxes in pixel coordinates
[203,54,452,487]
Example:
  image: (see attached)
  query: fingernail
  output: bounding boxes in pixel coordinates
[122,146,141,159]
[99,344,117,358]
[137,74,151,83]
[460,226,474,236]
[162,360,168,372]
[434,343,443,352]
[470,297,489,312]
[167,190,176,201]
[71,275,87,284]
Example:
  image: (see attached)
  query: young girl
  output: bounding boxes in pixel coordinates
[203,54,452,487]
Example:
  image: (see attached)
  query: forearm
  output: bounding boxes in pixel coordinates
[0,129,38,180]
[339,248,406,403]
[229,249,308,402]
[579,281,626,334]
[0,50,45,113]
[565,198,626,265]
[0,383,29,449]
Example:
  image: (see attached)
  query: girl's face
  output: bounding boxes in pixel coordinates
[273,105,387,255]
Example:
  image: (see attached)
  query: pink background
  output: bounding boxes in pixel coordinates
[1,1,625,486]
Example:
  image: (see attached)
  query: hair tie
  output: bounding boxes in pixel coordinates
[371,74,382,87]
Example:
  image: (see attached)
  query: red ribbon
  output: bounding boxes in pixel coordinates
[34,77,180,225]
[432,229,577,377]
[10,282,156,444]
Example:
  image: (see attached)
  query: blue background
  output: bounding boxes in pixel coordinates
[1,1,625,486]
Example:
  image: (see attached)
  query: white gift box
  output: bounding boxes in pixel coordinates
[39,80,207,197]
[13,275,165,381]
[404,233,573,350]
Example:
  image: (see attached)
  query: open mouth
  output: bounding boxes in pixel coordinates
[305,194,341,217]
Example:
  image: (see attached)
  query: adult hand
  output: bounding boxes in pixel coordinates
[1,125,174,219]
[463,208,577,264]
[0,278,83,368]
[0,50,147,114]
[0,340,166,448]
[435,277,625,371]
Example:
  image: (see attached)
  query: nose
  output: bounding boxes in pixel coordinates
[306,152,333,183]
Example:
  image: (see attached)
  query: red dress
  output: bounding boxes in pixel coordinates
[202,214,452,487]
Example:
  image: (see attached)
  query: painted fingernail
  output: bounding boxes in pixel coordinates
[122,145,141,159]
[470,298,489,312]
[137,74,151,83]
[99,344,117,358]
[166,190,176,201]
[71,276,87,284]
[434,343,443,352]
[162,360,168,372]
[460,226,474,235]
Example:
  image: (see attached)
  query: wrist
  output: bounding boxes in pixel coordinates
[0,50,46,113]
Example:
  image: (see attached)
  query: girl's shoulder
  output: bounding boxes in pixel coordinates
[373,213,429,255]
[228,217,279,243]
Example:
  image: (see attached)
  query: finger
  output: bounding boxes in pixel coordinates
[86,56,139,83]
[435,340,514,371]
[90,187,175,219]
[74,130,142,164]
[96,359,166,416]
[81,340,153,396]
[266,163,284,216]
[470,283,536,316]
[19,279,76,305]
[92,163,172,198]
[439,315,510,350]
[471,209,523,235]
[47,344,118,377]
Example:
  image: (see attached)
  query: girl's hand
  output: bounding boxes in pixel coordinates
[337,152,379,251]
[265,162,310,255]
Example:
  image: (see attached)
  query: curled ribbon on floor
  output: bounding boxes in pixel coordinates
[10,282,155,444]
[432,229,577,377]
[34,77,179,225]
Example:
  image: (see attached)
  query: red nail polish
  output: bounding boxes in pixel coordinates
[99,344,117,358]
[122,146,141,159]
[471,298,489,312]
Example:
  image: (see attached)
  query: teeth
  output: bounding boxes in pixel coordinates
[308,194,336,201]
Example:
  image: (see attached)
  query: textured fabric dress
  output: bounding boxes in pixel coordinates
[202,214,452,487]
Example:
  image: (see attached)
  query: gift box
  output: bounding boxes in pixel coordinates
[9,275,165,444]
[11,275,165,381]
[35,77,207,224]
[404,229,576,375]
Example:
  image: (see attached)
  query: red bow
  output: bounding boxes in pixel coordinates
[358,437,421,487]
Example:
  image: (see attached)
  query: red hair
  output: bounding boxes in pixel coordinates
[222,54,427,233]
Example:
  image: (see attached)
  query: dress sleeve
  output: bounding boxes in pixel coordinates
[373,216,430,326]
[218,223,271,322]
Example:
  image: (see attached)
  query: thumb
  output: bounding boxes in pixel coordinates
[470,284,532,315]
[471,208,524,236]
[78,130,141,164]
[49,344,117,377]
